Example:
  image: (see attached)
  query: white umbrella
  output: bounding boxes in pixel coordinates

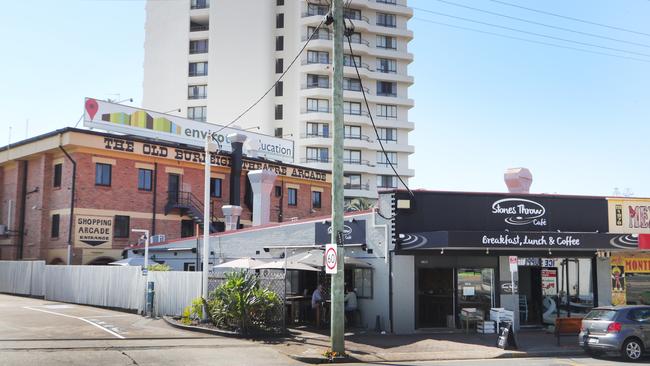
[287,250,372,268]
[253,260,320,272]
[109,257,151,266]
[213,257,266,269]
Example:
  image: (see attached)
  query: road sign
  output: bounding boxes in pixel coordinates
[509,256,518,273]
[325,244,337,274]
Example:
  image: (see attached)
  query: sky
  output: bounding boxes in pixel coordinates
[1,0,649,197]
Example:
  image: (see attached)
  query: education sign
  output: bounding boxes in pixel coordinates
[83,98,295,163]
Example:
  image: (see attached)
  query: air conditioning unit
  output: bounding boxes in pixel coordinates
[0,225,7,235]
[150,234,166,244]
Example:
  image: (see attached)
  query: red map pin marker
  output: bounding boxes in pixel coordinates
[85,98,99,120]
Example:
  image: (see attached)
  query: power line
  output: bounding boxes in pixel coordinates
[343,25,415,198]
[212,17,327,136]
[411,9,650,59]
[412,2,650,49]
[486,0,650,38]
[413,17,650,64]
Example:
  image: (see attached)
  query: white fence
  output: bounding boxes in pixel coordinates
[0,260,45,297]
[0,261,201,317]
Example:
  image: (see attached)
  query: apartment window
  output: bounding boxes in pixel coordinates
[377,58,397,73]
[287,188,298,206]
[306,147,329,162]
[95,163,111,186]
[308,26,330,40]
[277,0,284,5]
[306,122,329,137]
[189,62,208,76]
[276,13,284,28]
[190,21,209,32]
[344,149,362,164]
[307,74,329,88]
[210,177,222,198]
[307,98,329,113]
[114,215,130,238]
[275,81,283,96]
[51,214,60,238]
[307,50,329,64]
[344,125,362,139]
[275,104,283,120]
[189,39,208,54]
[343,78,362,92]
[181,220,195,238]
[190,0,209,9]
[377,81,397,97]
[377,151,398,166]
[138,168,153,191]
[353,268,373,298]
[378,127,398,143]
[276,36,284,51]
[377,35,396,49]
[377,104,397,119]
[275,58,283,73]
[307,3,328,16]
[345,174,362,189]
[377,0,396,4]
[187,106,207,122]
[344,8,362,20]
[343,54,361,67]
[343,101,362,115]
[377,175,397,188]
[348,32,362,44]
[312,191,322,209]
[275,128,283,138]
[53,163,62,188]
[377,12,397,27]
[188,85,207,99]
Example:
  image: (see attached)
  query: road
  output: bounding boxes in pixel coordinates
[337,356,647,365]
[0,294,301,366]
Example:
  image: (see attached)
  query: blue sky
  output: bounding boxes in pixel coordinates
[1,0,649,196]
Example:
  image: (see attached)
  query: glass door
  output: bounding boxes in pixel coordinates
[456,268,494,319]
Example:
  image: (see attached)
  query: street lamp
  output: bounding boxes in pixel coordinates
[202,134,219,317]
[132,228,150,316]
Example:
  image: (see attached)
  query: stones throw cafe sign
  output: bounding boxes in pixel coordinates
[75,216,113,248]
[491,198,547,227]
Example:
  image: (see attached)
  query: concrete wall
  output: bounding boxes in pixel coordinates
[391,254,414,334]
[597,257,612,306]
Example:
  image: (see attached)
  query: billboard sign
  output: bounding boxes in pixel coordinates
[608,198,650,234]
[83,98,295,163]
[75,215,113,248]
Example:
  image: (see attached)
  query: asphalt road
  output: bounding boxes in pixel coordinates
[341,356,648,365]
[0,294,302,366]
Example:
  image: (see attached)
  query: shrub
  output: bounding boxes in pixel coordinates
[207,270,281,335]
[148,263,171,271]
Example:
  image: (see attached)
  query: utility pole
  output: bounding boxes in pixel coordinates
[330,0,345,354]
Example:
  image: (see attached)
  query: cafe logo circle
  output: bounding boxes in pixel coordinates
[491,198,547,226]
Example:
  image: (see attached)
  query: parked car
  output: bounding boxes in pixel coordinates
[579,305,650,361]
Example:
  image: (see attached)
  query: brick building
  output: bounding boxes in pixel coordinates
[0,128,331,265]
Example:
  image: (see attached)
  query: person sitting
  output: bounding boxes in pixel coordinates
[344,286,358,326]
[312,284,324,328]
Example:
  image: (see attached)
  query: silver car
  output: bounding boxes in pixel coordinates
[579,305,650,361]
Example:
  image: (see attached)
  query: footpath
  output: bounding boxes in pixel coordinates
[268,327,584,363]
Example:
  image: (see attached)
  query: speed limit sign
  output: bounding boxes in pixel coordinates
[325,244,337,274]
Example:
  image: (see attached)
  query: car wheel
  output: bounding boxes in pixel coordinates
[622,338,644,362]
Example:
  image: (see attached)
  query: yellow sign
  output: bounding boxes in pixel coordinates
[608,198,650,234]
[75,215,113,248]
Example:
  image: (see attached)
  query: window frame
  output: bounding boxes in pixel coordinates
[114,215,130,238]
[276,13,284,28]
[287,188,298,206]
[51,214,60,238]
[210,177,222,198]
[95,163,112,187]
[53,163,62,188]
[189,39,209,54]
[307,98,329,113]
[138,168,153,191]
[188,62,208,76]
[377,12,397,28]
[353,268,374,299]
[187,106,207,122]
[188,85,207,99]
[311,191,322,209]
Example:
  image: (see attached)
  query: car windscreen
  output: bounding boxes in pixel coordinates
[584,309,617,321]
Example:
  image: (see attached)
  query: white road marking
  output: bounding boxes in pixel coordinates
[23,306,126,339]
[80,314,131,319]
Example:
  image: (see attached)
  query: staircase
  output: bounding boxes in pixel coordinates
[165,191,220,233]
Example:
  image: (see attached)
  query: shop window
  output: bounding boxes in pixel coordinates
[353,268,373,299]
[184,262,197,271]
[51,214,60,238]
[181,220,195,238]
[53,163,62,188]
[312,191,321,209]
[138,168,153,191]
[95,163,112,186]
[114,215,130,238]
[210,177,222,198]
[288,188,298,206]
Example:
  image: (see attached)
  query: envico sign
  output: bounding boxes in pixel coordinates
[83,98,295,163]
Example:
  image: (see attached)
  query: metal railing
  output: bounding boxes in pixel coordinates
[302,83,331,90]
[190,1,209,10]
[190,24,209,32]
[344,183,370,190]
[188,94,207,100]
[302,33,331,41]
[377,91,398,97]
[167,190,218,223]
[345,134,373,142]
[300,157,331,164]
[306,108,331,114]
[344,159,375,167]
[300,133,330,139]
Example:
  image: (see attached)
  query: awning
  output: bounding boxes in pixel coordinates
[397,231,640,252]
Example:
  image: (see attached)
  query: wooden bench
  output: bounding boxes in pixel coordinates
[555,317,583,345]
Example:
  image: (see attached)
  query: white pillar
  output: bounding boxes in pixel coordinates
[247,170,277,226]
[222,205,243,231]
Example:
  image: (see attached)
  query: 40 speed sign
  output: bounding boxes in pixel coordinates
[325,244,338,274]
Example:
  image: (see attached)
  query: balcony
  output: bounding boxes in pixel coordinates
[191,0,209,10]
[345,134,373,142]
[300,157,331,164]
[300,133,330,139]
[344,159,374,167]
[344,183,370,190]
[190,24,209,32]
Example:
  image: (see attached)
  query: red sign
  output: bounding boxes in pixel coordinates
[640,234,650,250]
